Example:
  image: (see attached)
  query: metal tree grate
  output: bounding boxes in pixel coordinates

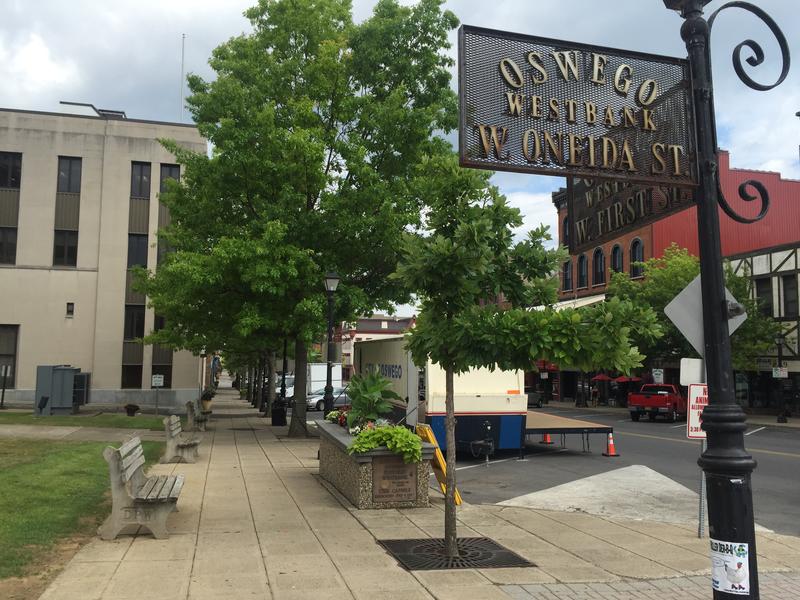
[378,537,534,571]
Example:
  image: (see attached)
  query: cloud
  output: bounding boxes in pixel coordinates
[0,32,81,105]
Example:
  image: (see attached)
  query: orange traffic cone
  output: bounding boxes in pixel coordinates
[603,432,620,457]
[540,433,554,445]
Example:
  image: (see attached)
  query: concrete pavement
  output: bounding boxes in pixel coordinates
[34,390,800,599]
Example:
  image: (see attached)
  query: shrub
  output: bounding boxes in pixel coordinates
[348,425,422,464]
[346,372,402,428]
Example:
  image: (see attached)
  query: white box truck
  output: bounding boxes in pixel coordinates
[353,336,527,450]
[307,362,342,394]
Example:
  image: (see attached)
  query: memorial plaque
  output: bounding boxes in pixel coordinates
[459,25,697,188]
[372,456,417,503]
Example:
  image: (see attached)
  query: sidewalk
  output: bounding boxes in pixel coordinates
[38,390,800,599]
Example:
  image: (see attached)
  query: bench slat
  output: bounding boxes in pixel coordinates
[167,474,185,500]
[145,475,169,500]
[137,475,159,498]
[118,436,142,458]
[121,444,144,471]
[123,455,146,482]
[158,475,182,500]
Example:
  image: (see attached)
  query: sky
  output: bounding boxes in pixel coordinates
[1,0,797,315]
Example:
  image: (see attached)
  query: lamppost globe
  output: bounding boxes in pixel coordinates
[323,272,340,415]
[324,272,340,293]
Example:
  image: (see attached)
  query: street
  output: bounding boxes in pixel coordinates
[455,405,800,536]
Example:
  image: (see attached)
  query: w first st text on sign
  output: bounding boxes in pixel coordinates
[687,384,709,440]
[458,26,697,188]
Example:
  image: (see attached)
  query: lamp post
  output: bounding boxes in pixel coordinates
[663,1,790,597]
[323,272,340,415]
[776,335,787,423]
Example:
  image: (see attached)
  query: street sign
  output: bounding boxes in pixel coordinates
[458,25,697,187]
[566,178,693,253]
[664,275,747,358]
[151,374,165,388]
[680,358,706,386]
[687,384,709,439]
[772,367,788,379]
[652,368,664,384]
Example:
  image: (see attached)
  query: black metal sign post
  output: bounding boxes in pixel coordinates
[664,1,789,598]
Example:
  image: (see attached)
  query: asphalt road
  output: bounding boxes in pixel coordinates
[454,405,800,536]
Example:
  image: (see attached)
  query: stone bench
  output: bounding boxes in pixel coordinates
[186,400,207,432]
[98,436,184,540]
[161,415,200,463]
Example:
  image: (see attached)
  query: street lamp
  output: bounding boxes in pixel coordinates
[323,272,340,415]
[776,335,787,423]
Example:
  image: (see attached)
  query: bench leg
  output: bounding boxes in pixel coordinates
[98,515,125,541]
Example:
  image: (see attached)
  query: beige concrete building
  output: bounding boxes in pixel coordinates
[0,106,206,409]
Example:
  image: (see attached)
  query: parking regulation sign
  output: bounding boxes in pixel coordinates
[687,383,708,439]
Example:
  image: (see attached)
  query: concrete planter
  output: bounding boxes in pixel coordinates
[317,420,435,510]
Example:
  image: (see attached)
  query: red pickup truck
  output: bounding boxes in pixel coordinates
[628,384,687,422]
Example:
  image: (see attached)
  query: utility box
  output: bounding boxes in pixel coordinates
[73,372,91,407]
[35,365,81,416]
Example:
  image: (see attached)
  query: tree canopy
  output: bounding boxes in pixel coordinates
[137,0,463,434]
[606,244,779,371]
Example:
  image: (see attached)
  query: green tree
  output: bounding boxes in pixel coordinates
[139,0,460,435]
[606,244,779,371]
[393,153,661,557]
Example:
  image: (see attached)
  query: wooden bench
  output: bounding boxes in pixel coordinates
[186,400,207,432]
[98,436,184,540]
[161,415,201,463]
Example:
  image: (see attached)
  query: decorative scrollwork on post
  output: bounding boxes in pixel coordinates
[708,1,790,91]
[717,178,770,224]
[706,1,789,224]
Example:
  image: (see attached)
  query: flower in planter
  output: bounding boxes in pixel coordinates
[337,412,348,427]
[348,425,362,436]
[347,425,422,463]
[325,410,342,424]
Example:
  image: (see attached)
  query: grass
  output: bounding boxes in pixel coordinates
[0,439,163,579]
[0,412,180,431]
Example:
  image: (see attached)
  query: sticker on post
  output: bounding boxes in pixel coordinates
[710,539,749,595]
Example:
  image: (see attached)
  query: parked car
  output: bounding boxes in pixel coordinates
[306,387,350,411]
[628,384,687,422]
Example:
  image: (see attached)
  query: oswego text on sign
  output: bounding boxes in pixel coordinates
[459,26,696,187]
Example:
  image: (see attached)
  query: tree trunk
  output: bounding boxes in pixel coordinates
[288,337,308,437]
[246,366,254,403]
[253,361,261,408]
[258,353,268,412]
[265,351,276,415]
[444,365,459,557]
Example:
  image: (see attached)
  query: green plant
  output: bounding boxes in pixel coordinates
[348,426,422,464]
[345,372,402,428]
[325,410,342,423]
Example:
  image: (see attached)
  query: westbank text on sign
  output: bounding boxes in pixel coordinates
[458,25,697,188]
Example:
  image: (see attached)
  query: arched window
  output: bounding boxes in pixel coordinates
[562,217,570,248]
[592,247,605,285]
[630,238,644,278]
[562,260,572,291]
[577,254,587,288]
[611,244,623,273]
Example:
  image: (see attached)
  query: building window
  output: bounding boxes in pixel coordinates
[0,152,22,189]
[0,325,19,389]
[592,248,605,285]
[53,230,78,267]
[160,164,180,193]
[0,227,16,264]
[611,244,623,273]
[577,254,588,288]
[66,302,75,317]
[562,217,570,248]
[121,365,143,389]
[154,314,166,332]
[127,234,148,268]
[562,260,573,291]
[755,277,773,317]
[57,157,82,193]
[151,364,173,389]
[783,275,799,318]
[124,305,146,340]
[630,239,644,278]
[130,162,151,199]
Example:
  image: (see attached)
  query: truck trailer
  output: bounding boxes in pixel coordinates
[352,336,527,450]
